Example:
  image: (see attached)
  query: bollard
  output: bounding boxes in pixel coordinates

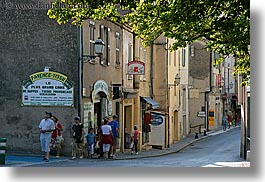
[0,138,7,165]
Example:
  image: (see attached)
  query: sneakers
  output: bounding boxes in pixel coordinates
[71,157,76,160]
[131,151,134,155]
[135,152,139,155]
[55,156,60,159]
[79,155,83,159]
[43,158,49,162]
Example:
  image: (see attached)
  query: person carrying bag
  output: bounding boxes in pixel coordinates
[130,125,139,155]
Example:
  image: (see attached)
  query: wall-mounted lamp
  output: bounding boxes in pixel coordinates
[82,38,105,62]
[153,42,169,50]
[175,74,181,85]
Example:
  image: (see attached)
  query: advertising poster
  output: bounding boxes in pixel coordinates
[149,111,165,148]
[22,70,73,106]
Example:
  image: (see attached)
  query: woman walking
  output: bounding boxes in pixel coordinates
[99,117,113,159]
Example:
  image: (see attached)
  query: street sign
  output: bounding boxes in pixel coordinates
[197,111,206,117]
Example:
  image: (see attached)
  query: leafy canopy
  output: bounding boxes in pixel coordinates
[48,0,250,83]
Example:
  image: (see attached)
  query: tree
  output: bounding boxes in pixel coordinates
[48,0,250,83]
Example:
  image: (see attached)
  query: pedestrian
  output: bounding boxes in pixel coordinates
[228,111,233,128]
[99,117,113,159]
[50,116,64,158]
[222,112,228,131]
[108,114,119,159]
[39,111,55,162]
[130,125,139,155]
[86,128,95,159]
[71,116,84,160]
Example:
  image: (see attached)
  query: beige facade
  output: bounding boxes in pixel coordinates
[81,19,124,152]
[80,20,240,155]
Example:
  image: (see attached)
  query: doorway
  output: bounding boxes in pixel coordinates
[94,102,101,134]
[174,111,179,141]
[124,106,132,149]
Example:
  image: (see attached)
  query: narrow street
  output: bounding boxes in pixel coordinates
[23,127,245,167]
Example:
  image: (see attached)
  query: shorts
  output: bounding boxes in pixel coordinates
[102,144,111,153]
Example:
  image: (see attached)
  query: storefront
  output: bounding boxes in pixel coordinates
[140,97,159,146]
[83,80,112,136]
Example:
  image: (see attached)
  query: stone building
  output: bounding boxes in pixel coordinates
[0,0,79,155]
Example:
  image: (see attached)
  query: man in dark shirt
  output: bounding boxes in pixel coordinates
[71,116,84,160]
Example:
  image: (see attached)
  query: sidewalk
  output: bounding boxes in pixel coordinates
[1,126,250,167]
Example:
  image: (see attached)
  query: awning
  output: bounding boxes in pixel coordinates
[141,97,159,109]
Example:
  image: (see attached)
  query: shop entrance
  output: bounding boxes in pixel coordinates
[124,106,132,149]
[173,111,179,141]
[93,92,108,134]
[94,102,102,133]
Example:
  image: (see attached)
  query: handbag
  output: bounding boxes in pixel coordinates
[56,135,64,143]
[130,141,134,149]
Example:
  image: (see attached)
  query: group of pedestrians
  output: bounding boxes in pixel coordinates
[38,111,140,161]
[70,114,120,160]
[222,110,236,131]
[38,111,64,162]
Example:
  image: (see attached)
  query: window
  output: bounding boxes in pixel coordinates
[182,48,186,67]
[174,51,177,67]
[139,46,147,81]
[100,25,110,65]
[128,43,132,63]
[169,51,171,65]
[89,21,95,56]
[116,32,120,65]
[139,46,146,62]
[127,43,133,80]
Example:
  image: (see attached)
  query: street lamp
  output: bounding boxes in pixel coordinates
[175,74,181,85]
[82,38,105,61]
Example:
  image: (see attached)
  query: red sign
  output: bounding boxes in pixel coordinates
[127,60,145,75]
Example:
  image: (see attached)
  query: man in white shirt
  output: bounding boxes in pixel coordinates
[100,117,113,159]
[39,111,55,162]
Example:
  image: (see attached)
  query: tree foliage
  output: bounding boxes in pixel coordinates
[48,0,250,83]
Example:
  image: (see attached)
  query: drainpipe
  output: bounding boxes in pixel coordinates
[165,38,170,148]
[151,43,154,98]
[78,26,83,118]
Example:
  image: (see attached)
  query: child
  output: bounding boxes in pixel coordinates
[86,128,95,159]
[130,125,139,155]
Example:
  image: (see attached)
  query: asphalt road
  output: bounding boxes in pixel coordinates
[25,127,244,167]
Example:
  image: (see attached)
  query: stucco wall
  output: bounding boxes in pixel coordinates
[0,2,79,155]
[188,41,210,129]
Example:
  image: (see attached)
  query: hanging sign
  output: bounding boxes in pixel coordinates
[22,70,73,106]
[127,60,145,75]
